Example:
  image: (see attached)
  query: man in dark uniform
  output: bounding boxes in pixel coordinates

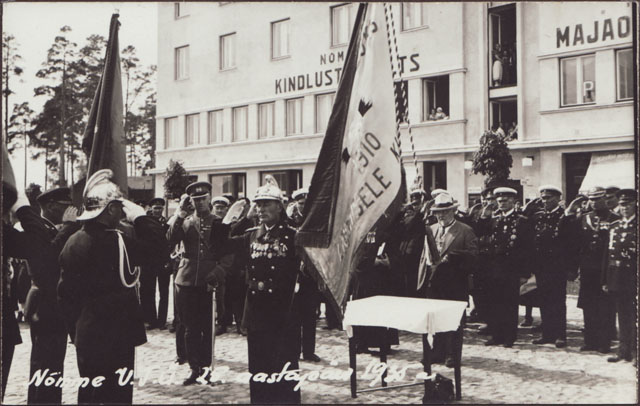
[25,187,80,404]
[603,189,637,364]
[225,177,302,404]
[167,181,229,385]
[290,187,321,362]
[140,197,171,330]
[475,186,533,347]
[58,169,169,404]
[563,186,618,353]
[530,185,571,348]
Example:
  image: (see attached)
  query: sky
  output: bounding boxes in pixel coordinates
[3,2,157,189]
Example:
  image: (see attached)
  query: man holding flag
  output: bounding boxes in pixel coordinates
[295,2,406,324]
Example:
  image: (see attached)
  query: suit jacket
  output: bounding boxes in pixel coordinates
[427,221,478,301]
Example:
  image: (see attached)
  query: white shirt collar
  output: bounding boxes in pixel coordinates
[264,224,275,231]
[623,214,636,224]
[501,209,515,217]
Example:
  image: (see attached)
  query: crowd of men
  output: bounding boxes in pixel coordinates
[1,168,637,404]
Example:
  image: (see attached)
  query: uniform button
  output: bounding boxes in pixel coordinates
[251,290,256,295]
[268,289,273,293]
[271,266,275,270]
[252,278,256,281]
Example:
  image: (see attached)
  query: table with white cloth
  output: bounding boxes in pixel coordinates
[343,296,467,400]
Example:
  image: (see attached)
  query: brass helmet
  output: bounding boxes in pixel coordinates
[254,175,283,202]
[77,169,124,221]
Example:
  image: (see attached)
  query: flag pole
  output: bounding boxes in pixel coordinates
[210,287,217,381]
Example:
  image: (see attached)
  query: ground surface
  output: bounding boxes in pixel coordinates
[4,293,637,404]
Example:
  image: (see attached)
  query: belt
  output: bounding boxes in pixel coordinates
[248,278,274,295]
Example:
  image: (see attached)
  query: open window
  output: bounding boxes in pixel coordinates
[490,98,517,140]
[422,75,450,121]
[488,4,516,88]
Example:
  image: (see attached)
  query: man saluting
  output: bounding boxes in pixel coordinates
[58,169,169,404]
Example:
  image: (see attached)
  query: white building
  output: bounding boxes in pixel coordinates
[150,2,635,207]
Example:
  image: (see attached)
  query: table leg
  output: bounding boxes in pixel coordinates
[380,329,388,387]
[422,334,434,403]
[349,337,357,398]
[454,326,462,400]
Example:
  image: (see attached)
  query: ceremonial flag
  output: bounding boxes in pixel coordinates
[296,3,406,317]
[79,13,127,203]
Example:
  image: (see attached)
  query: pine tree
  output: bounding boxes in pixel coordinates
[2,33,24,143]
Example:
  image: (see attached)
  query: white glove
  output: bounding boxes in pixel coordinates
[177,194,192,218]
[61,206,78,223]
[11,188,30,213]
[222,200,247,225]
[121,199,146,223]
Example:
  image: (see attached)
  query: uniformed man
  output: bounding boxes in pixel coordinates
[226,176,302,404]
[212,196,230,219]
[603,189,637,364]
[604,185,620,212]
[58,169,169,404]
[167,181,229,384]
[475,186,533,347]
[140,197,171,330]
[24,187,80,404]
[290,187,322,362]
[530,185,570,348]
[562,186,618,353]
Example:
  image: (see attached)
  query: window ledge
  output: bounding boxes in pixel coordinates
[403,118,467,128]
[271,55,291,62]
[540,101,633,115]
[330,43,348,49]
[401,25,429,33]
[175,15,189,20]
[219,67,238,73]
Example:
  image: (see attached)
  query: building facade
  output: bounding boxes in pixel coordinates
[151,2,635,208]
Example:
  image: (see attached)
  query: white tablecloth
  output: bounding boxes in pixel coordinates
[343,296,467,345]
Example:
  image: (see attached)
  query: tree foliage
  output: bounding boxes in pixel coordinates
[164,160,191,199]
[472,130,513,187]
[2,33,25,142]
[7,102,34,154]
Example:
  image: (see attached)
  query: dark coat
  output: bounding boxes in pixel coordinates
[603,216,637,293]
[531,207,571,274]
[428,220,478,301]
[58,217,169,358]
[386,213,426,297]
[561,210,619,308]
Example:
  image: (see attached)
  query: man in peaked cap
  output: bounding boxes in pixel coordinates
[604,185,621,212]
[226,175,302,404]
[24,187,81,404]
[562,186,619,353]
[58,169,169,404]
[474,186,534,347]
[212,196,231,219]
[603,189,637,364]
[530,185,571,348]
[167,180,230,385]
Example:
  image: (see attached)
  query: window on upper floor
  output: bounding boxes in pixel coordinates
[402,3,427,31]
[220,33,236,70]
[232,106,248,141]
[185,113,199,146]
[315,92,336,134]
[331,3,356,47]
[422,75,450,122]
[286,98,304,136]
[164,117,179,149]
[209,173,246,199]
[175,46,189,80]
[560,54,595,107]
[616,48,633,102]
[258,102,275,139]
[260,170,303,200]
[489,4,516,88]
[174,2,188,19]
[208,110,223,144]
[272,19,290,59]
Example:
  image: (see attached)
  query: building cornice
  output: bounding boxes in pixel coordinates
[537,42,633,60]
[148,134,634,174]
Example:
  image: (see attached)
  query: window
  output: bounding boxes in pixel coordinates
[174,3,188,18]
[421,75,450,121]
[316,92,336,134]
[175,46,189,80]
[560,54,595,106]
[208,110,223,144]
[232,106,248,141]
[402,3,427,30]
[271,19,290,59]
[488,4,516,87]
[258,103,275,139]
[220,33,236,70]
[423,162,447,195]
[617,48,633,101]
[185,114,199,146]
[490,99,517,140]
[394,80,408,123]
[164,117,179,149]
[209,173,246,199]
[331,4,356,47]
[260,170,302,199]
[286,98,304,136]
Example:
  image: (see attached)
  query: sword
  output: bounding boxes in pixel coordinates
[211,287,217,374]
